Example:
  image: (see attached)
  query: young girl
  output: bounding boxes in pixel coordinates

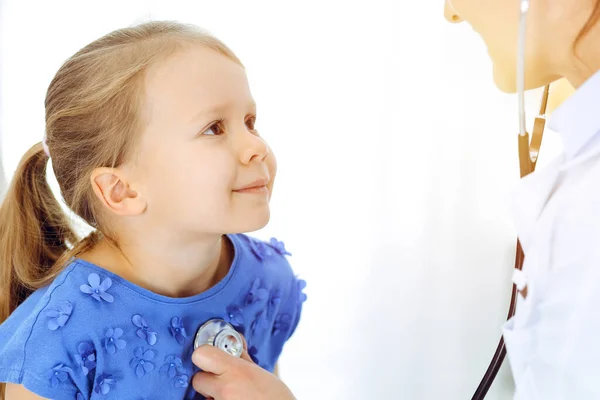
[0,21,306,400]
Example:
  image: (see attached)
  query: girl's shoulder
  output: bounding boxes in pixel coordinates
[228,234,307,367]
[0,260,97,398]
[234,233,294,275]
[233,233,305,312]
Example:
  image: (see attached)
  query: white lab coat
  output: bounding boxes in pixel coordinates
[503,70,600,400]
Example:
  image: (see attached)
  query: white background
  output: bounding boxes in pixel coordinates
[0,1,565,399]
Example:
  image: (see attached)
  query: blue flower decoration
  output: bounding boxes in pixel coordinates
[248,239,273,261]
[76,391,85,400]
[225,305,244,328]
[75,342,96,376]
[297,279,307,303]
[245,278,268,306]
[130,347,155,378]
[132,314,158,345]
[175,374,189,388]
[250,311,269,337]
[94,373,116,395]
[46,363,72,388]
[272,313,292,336]
[268,238,291,256]
[104,328,126,354]
[45,300,73,331]
[160,355,185,378]
[80,273,114,303]
[169,317,187,345]
[267,289,281,318]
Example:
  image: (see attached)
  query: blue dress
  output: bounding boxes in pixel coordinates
[0,234,306,399]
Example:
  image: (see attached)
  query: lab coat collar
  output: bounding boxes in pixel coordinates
[548,69,600,161]
[508,156,562,252]
[509,70,600,250]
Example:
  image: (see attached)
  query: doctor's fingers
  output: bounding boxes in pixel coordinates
[192,371,220,400]
[193,369,262,400]
[192,345,244,375]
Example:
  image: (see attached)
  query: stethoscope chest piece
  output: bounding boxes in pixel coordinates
[193,319,243,358]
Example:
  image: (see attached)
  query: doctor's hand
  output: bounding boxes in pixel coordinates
[191,345,297,400]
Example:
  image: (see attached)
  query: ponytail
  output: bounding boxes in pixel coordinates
[0,142,78,324]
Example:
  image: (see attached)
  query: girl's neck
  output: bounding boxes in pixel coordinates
[79,233,234,298]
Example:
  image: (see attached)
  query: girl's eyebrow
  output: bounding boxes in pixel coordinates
[190,101,257,123]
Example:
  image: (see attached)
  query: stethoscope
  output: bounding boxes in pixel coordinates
[470,0,550,399]
[194,319,245,358]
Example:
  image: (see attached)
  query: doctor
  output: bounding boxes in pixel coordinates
[445,0,600,398]
[191,0,600,398]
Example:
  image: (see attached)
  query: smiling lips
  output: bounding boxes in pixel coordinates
[233,178,269,194]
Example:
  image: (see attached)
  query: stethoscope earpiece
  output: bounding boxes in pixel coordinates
[194,319,244,358]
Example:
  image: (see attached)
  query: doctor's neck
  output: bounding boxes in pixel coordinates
[557,2,600,87]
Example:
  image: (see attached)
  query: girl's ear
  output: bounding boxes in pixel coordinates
[90,167,147,217]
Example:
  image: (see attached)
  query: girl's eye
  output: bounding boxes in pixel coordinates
[246,116,257,132]
[203,120,225,136]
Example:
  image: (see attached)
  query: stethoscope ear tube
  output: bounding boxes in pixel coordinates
[472,86,550,399]
[471,1,551,398]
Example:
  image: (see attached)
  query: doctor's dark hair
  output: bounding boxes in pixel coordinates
[0,21,241,368]
[575,0,600,46]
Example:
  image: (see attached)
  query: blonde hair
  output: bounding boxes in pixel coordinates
[0,22,241,386]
